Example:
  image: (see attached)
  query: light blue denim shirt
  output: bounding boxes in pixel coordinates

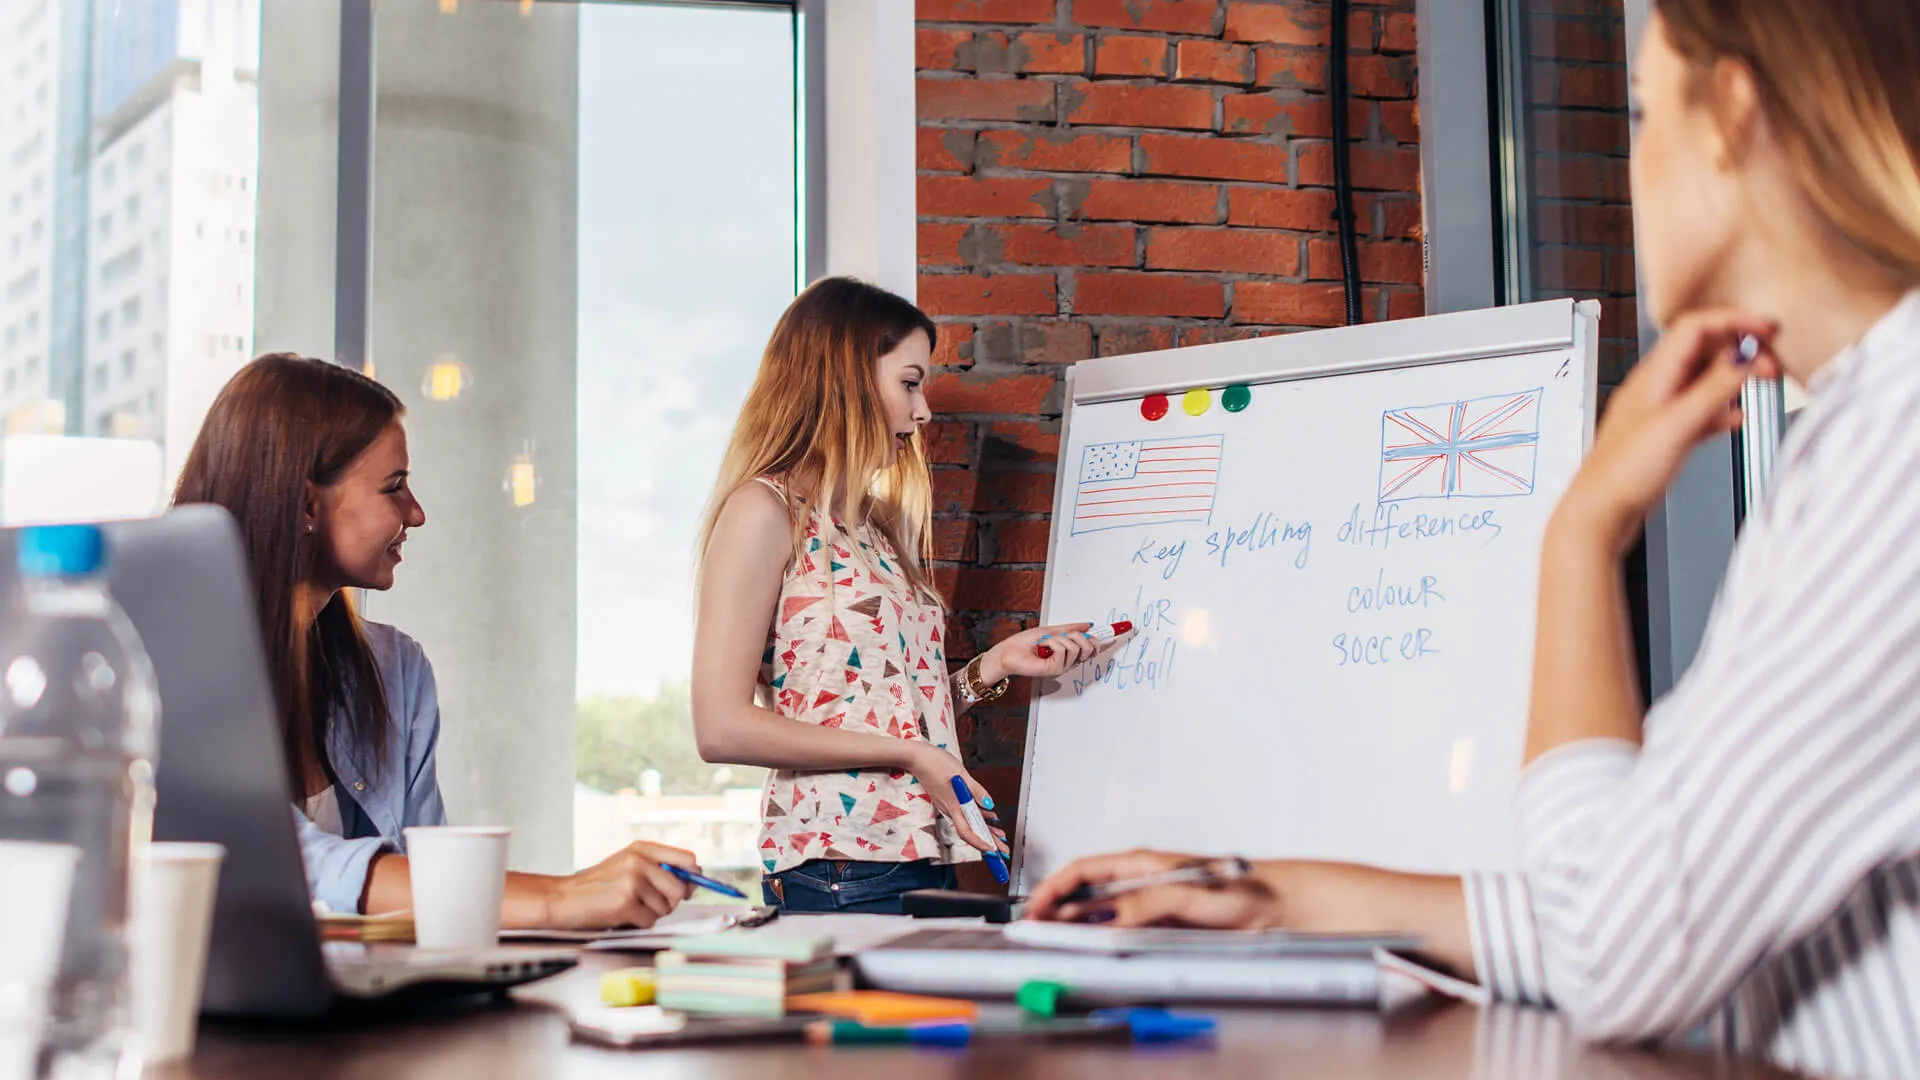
[293,620,447,913]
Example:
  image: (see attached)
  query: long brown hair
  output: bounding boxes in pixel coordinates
[1655,0,1920,287]
[173,354,404,796]
[697,277,940,596]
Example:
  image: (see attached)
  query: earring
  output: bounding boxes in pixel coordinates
[303,524,315,534]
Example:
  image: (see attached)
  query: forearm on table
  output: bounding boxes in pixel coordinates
[1263,861,1475,977]
[1525,514,1644,764]
[364,853,566,929]
[694,700,921,772]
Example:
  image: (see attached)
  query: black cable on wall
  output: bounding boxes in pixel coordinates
[1328,0,1364,325]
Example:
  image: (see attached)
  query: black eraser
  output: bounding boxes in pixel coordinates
[900,889,1023,923]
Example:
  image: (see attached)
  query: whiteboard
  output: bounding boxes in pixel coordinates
[1013,300,1600,889]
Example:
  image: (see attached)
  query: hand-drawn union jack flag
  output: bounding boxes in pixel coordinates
[1378,389,1542,502]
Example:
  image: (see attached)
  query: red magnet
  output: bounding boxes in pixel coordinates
[1140,393,1170,421]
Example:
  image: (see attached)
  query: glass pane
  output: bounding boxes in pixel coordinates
[1496,0,1637,386]
[364,0,796,890]
[0,0,260,522]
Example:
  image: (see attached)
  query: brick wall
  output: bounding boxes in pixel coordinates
[915,0,1422,859]
[1520,0,1637,385]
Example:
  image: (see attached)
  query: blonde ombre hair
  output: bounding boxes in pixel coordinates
[1656,0,1920,287]
[699,277,941,597]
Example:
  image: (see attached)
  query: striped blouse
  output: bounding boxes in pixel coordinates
[1466,290,1920,1080]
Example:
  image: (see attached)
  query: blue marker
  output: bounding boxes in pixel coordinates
[949,776,1010,885]
[661,862,747,899]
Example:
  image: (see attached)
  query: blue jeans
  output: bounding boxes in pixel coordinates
[762,859,958,914]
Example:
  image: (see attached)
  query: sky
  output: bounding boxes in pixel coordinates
[574,3,799,698]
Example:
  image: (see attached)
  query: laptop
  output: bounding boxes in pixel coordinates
[0,507,575,1017]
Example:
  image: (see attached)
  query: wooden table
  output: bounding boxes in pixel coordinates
[160,951,1796,1079]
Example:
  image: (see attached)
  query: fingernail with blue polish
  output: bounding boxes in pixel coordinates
[1737,333,1761,366]
[982,795,996,811]
[1087,910,1117,924]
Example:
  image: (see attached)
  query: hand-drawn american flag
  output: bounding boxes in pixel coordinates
[1071,435,1225,535]
[1378,389,1542,502]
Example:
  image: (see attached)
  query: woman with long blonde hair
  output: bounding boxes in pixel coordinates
[1028,1,1920,1074]
[692,277,1100,913]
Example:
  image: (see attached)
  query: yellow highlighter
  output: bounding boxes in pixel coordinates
[599,968,658,1008]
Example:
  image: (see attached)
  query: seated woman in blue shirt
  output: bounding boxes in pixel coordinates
[173,353,698,926]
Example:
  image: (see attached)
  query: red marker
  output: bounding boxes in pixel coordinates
[1035,621,1134,659]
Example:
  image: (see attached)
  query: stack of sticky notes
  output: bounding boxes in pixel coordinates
[655,934,836,1017]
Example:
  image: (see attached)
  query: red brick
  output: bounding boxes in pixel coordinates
[1308,238,1423,284]
[1094,35,1169,77]
[921,420,976,464]
[919,274,1058,317]
[952,568,1047,611]
[1530,17,1618,62]
[919,176,1053,218]
[933,322,976,367]
[1232,281,1348,326]
[1535,202,1633,247]
[1138,132,1288,182]
[1066,82,1215,131]
[931,468,978,512]
[1175,40,1252,84]
[1222,94,1362,138]
[987,419,1060,461]
[920,222,969,265]
[1547,64,1627,109]
[1253,47,1326,90]
[917,0,1055,23]
[1381,11,1417,53]
[932,518,980,561]
[1146,228,1302,274]
[977,130,1131,173]
[1531,110,1628,155]
[1020,321,1096,364]
[1296,143,1419,190]
[1228,187,1336,230]
[1534,248,1606,292]
[1076,272,1225,317]
[992,519,1053,563]
[918,127,975,171]
[1010,31,1087,74]
[978,471,1057,514]
[1381,99,1419,143]
[1385,287,1425,321]
[1224,2,1327,45]
[1349,55,1414,99]
[927,369,1057,414]
[918,77,1057,123]
[1075,179,1221,223]
[1357,193,1423,239]
[1097,322,1176,356]
[995,223,1137,267]
[1071,0,1217,34]
[918,29,972,71]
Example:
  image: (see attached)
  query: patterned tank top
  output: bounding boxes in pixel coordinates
[752,477,975,874]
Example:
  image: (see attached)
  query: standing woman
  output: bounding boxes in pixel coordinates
[693,278,1102,914]
[176,354,701,927]
[1029,2,1920,1076]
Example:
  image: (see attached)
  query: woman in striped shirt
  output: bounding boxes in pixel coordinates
[1027,2,1920,1076]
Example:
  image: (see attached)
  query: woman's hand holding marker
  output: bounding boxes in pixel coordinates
[975,622,1132,684]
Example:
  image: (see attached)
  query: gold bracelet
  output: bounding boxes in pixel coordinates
[962,654,1009,705]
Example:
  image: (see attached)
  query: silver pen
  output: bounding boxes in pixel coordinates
[1060,855,1253,904]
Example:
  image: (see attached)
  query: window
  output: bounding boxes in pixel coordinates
[0,0,261,515]
[362,0,800,886]
[4,369,15,394]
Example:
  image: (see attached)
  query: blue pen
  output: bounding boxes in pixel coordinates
[948,776,1010,885]
[662,862,747,899]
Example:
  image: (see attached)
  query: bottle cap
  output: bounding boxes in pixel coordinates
[18,524,105,577]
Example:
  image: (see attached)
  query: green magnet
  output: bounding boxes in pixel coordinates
[1016,980,1070,1017]
[1222,384,1252,412]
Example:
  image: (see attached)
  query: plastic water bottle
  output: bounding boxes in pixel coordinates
[0,525,159,1077]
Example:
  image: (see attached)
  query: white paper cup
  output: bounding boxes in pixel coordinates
[0,841,81,1080]
[403,826,510,951]
[131,842,224,1065]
